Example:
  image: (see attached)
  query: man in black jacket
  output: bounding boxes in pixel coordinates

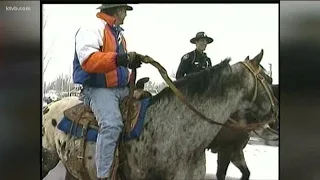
[176,32,213,79]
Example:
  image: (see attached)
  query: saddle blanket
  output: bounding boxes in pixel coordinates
[57,98,150,142]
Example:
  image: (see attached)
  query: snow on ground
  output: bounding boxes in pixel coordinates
[206,143,278,180]
[44,161,65,180]
[45,143,278,180]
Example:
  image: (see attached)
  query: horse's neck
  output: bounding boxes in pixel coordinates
[146,86,244,150]
[179,88,244,125]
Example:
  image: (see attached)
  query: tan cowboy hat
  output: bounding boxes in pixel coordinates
[97,4,133,11]
[190,32,214,44]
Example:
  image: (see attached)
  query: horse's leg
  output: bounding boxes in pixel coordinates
[188,152,206,179]
[42,148,60,179]
[216,150,231,180]
[230,149,250,180]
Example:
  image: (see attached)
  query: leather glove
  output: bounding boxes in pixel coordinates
[127,52,143,69]
[116,52,143,69]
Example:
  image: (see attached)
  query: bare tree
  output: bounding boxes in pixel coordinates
[144,81,167,95]
[42,8,56,98]
[43,81,47,98]
[45,73,75,98]
[169,70,176,80]
[268,63,272,77]
[42,8,55,75]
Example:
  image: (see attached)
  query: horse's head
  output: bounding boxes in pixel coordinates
[230,49,279,128]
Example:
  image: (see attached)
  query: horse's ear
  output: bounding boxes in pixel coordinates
[245,56,250,61]
[252,49,264,66]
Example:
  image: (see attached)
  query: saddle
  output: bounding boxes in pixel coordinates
[63,77,152,134]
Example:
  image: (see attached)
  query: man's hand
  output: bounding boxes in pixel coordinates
[127,52,143,69]
[116,52,144,69]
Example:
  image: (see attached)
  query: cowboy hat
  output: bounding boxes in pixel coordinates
[97,4,133,11]
[190,32,214,44]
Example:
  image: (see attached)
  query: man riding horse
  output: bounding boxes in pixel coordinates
[73,4,145,180]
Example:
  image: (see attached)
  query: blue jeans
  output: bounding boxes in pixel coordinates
[83,86,129,178]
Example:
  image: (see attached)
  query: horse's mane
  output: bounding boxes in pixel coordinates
[151,58,234,104]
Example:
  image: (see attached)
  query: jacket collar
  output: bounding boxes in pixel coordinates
[96,12,124,32]
[194,49,206,55]
[96,12,116,26]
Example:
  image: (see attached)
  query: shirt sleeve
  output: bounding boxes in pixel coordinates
[75,19,118,73]
[176,53,191,79]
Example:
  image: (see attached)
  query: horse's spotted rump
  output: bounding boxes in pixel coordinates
[88,156,92,160]
[51,119,57,127]
[43,106,49,114]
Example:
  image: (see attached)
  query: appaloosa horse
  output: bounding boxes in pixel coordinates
[42,50,277,180]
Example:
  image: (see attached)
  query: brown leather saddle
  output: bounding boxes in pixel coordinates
[63,77,152,134]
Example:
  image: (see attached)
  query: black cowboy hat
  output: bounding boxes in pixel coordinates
[190,32,214,44]
[97,4,133,11]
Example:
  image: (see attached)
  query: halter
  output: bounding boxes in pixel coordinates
[228,60,278,131]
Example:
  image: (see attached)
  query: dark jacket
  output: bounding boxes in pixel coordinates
[176,50,212,79]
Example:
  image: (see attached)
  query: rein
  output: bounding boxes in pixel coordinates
[140,56,276,131]
[140,56,229,127]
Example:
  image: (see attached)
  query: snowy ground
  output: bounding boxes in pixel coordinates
[44,140,278,180]
[205,143,278,180]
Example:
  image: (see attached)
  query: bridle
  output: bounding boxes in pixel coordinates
[131,56,278,131]
[227,60,278,131]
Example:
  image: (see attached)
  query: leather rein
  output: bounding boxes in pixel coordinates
[129,56,277,132]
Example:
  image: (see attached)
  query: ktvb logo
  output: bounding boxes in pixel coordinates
[6,6,31,11]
